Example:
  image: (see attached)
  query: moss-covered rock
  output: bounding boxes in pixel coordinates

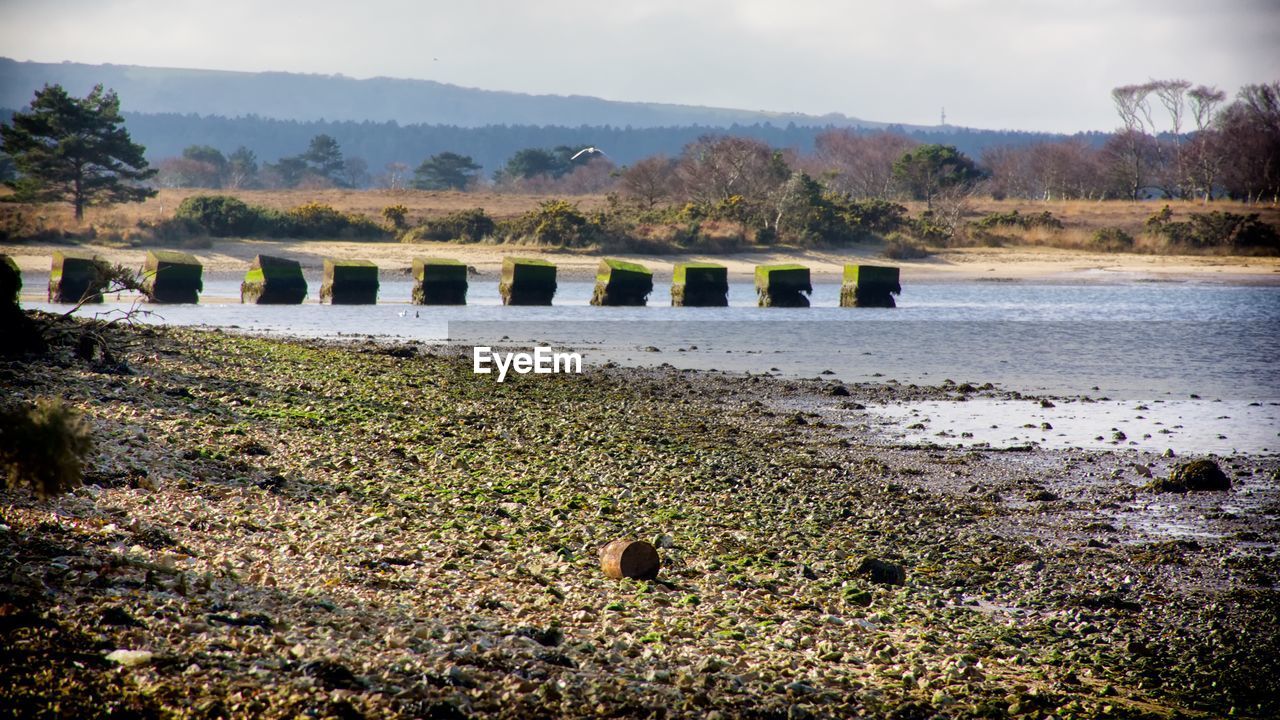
[499,257,556,306]
[755,264,811,308]
[241,254,307,305]
[1,254,20,310]
[411,257,468,305]
[0,254,46,357]
[1150,459,1232,493]
[840,264,901,308]
[671,262,728,307]
[48,250,108,304]
[857,557,906,586]
[320,259,378,305]
[591,258,653,306]
[141,250,203,304]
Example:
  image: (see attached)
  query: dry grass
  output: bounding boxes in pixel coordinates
[899,198,1280,254]
[0,188,612,236]
[905,198,1280,230]
[3,190,1277,257]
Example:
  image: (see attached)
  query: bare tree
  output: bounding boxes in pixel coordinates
[379,162,410,192]
[676,136,787,206]
[1103,130,1158,200]
[812,131,918,199]
[982,145,1035,200]
[341,157,371,189]
[1187,85,1227,201]
[1218,82,1280,204]
[619,156,676,208]
[553,157,617,195]
[1149,79,1192,198]
[1111,84,1156,200]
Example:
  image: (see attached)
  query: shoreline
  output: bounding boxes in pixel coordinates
[2,320,1277,718]
[4,238,1280,285]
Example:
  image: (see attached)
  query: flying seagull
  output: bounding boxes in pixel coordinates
[570,146,605,161]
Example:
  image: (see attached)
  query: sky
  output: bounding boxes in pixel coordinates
[1,0,1277,133]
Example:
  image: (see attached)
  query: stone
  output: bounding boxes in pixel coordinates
[1153,459,1231,492]
[856,557,905,585]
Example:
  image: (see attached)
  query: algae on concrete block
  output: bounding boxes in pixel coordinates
[320,258,379,305]
[142,250,203,304]
[591,258,653,306]
[840,264,901,308]
[48,250,108,304]
[671,262,728,307]
[241,254,307,304]
[411,257,468,305]
[754,264,812,307]
[499,257,556,306]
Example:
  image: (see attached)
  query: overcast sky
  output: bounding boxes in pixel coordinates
[1,0,1277,132]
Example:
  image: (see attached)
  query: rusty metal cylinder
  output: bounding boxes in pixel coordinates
[599,540,660,580]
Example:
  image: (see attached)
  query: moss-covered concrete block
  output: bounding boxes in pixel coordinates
[141,250,203,304]
[48,250,108,304]
[1,254,21,311]
[241,254,307,304]
[320,258,378,305]
[499,257,556,306]
[591,258,653,306]
[840,264,901,308]
[411,257,468,305]
[671,262,728,307]
[754,264,811,308]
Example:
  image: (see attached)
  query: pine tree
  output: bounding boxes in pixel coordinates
[1,84,156,220]
[413,152,481,190]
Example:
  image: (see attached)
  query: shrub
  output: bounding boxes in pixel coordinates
[129,216,209,247]
[1,398,93,498]
[1145,205,1279,251]
[382,204,409,230]
[284,202,385,239]
[498,200,599,247]
[843,199,910,234]
[176,195,388,240]
[175,195,258,236]
[775,176,906,247]
[403,208,495,243]
[907,211,953,245]
[1089,227,1135,252]
[971,209,1063,231]
[1187,212,1278,250]
[287,202,349,236]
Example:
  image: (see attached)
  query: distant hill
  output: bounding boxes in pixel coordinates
[0,57,1103,183]
[0,57,888,129]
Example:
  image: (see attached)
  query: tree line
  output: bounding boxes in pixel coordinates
[126,79,1280,206]
[2,80,1278,226]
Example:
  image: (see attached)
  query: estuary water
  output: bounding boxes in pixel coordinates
[22,274,1280,453]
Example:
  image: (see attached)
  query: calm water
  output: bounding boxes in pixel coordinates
[22,274,1280,450]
